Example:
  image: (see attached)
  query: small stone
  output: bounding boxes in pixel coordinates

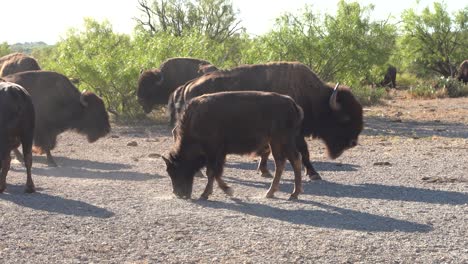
[148,153,161,158]
[373,161,392,166]
[127,141,138,147]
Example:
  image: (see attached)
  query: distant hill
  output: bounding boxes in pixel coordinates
[10,42,51,54]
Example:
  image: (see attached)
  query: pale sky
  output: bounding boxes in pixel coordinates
[1,0,463,45]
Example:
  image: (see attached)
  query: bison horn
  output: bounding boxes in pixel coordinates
[162,156,171,167]
[329,83,341,111]
[80,90,88,107]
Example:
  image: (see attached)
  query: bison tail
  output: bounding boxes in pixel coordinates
[293,103,304,127]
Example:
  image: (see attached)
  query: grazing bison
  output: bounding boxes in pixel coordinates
[380,65,397,88]
[137,57,217,113]
[0,53,41,77]
[457,60,468,84]
[0,81,35,193]
[170,62,363,180]
[163,91,304,200]
[2,71,111,166]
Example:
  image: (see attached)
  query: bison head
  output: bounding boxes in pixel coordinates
[78,91,111,142]
[137,69,165,113]
[318,84,363,159]
[162,154,196,199]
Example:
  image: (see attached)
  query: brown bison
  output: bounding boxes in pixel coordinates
[380,65,397,88]
[137,57,217,113]
[457,60,468,84]
[163,91,304,200]
[0,53,41,77]
[2,71,111,167]
[169,62,364,180]
[0,81,35,193]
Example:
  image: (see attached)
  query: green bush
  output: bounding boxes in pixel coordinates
[351,85,386,106]
[408,77,468,98]
[397,72,420,88]
[436,76,468,97]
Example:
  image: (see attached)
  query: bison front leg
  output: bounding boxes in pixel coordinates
[23,151,35,193]
[296,136,321,180]
[257,146,273,178]
[0,155,12,193]
[200,168,215,200]
[201,156,228,199]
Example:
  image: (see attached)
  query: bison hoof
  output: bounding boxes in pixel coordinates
[288,194,299,200]
[223,187,234,196]
[261,172,273,178]
[24,186,36,193]
[0,188,5,193]
[199,194,209,200]
[308,172,322,181]
[265,191,275,199]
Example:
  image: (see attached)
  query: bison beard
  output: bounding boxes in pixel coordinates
[0,82,35,193]
[169,62,364,180]
[163,91,304,200]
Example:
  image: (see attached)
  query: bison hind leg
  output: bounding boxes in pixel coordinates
[265,142,287,198]
[0,155,12,193]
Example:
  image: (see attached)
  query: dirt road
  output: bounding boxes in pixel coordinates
[1,97,467,263]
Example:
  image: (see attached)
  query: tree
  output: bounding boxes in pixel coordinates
[254,1,397,85]
[48,18,142,117]
[400,2,468,77]
[0,42,12,57]
[135,0,244,41]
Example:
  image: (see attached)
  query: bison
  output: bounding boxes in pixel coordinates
[163,91,304,200]
[380,65,397,88]
[169,62,363,180]
[137,57,217,113]
[0,81,35,193]
[457,60,468,84]
[2,71,111,167]
[0,53,41,77]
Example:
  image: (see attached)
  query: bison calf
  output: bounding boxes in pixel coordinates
[0,82,35,193]
[163,91,304,200]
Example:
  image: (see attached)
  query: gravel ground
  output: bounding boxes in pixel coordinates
[1,96,467,263]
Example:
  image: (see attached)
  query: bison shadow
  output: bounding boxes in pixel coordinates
[12,166,161,182]
[31,156,131,170]
[196,198,432,233]
[224,178,468,206]
[224,160,359,172]
[0,185,113,218]
[364,116,468,139]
